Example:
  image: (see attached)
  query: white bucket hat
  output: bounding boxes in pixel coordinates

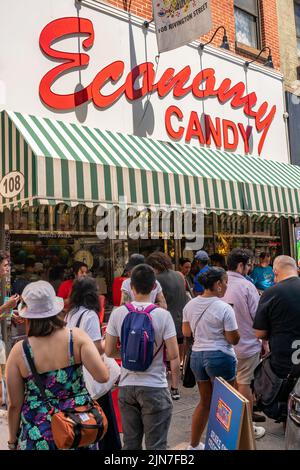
[19,281,64,319]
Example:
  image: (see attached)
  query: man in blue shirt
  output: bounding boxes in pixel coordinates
[193,250,210,296]
[250,252,275,291]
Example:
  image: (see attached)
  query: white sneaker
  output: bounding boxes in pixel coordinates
[253,425,266,439]
[187,442,205,450]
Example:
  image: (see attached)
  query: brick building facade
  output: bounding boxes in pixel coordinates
[277,0,299,91]
[100,0,281,69]
[276,0,300,167]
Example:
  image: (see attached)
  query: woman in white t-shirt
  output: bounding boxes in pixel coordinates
[182,267,240,451]
[66,277,121,451]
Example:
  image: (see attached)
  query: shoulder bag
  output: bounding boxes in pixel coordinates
[252,353,299,422]
[76,310,121,399]
[22,339,108,449]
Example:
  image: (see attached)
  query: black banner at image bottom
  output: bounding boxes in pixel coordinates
[0,450,294,466]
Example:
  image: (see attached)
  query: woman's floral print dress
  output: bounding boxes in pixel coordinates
[18,330,94,450]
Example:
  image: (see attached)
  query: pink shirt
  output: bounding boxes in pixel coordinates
[222,271,261,359]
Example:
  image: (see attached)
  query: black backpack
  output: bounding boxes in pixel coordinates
[252,355,300,422]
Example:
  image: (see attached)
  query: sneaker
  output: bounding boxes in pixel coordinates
[187,442,205,450]
[252,412,266,423]
[170,388,181,400]
[253,425,266,439]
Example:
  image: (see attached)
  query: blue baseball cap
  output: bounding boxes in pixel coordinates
[195,250,209,262]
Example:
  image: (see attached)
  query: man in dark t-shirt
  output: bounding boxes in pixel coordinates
[254,255,300,378]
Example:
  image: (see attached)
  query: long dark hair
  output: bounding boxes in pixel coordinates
[28,316,66,337]
[69,277,100,313]
[146,252,173,273]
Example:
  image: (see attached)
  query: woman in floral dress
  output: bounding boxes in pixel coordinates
[5,281,109,450]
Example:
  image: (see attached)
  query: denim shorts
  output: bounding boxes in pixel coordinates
[190,350,237,382]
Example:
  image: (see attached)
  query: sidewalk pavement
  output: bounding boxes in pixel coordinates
[0,383,285,450]
[167,383,285,450]
[0,409,8,450]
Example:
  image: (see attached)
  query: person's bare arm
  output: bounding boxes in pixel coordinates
[182,321,192,338]
[156,292,167,310]
[75,329,109,383]
[6,343,24,446]
[254,329,269,340]
[167,343,180,390]
[0,294,19,316]
[94,339,105,355]
[224,329,240,345]
[164,336,179,361]
[165,336,180,390]
[261,339,270,357]
[104,333,119,358]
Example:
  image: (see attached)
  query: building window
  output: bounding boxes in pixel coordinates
[294,1,300,59]
[234,0,260,49]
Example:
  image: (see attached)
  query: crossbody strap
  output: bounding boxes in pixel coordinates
[22,339,48,401]
[153,341,164,359]
[75,309,90,328]
[192,302,215,338]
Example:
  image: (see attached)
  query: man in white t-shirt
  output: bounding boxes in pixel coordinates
[120,254,167,309]
[105,264,179,450]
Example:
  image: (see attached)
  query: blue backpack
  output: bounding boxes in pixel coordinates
[121,303,162,372]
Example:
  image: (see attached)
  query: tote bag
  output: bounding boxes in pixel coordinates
[83,354,121,400]
[182,346,196,388]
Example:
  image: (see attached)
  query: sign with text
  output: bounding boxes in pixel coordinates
[205,377,255,450]
[0,0,289,161]
[152,0,212,53]
[0,171,25,199]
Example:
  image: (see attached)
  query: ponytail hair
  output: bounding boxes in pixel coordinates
[198,267,226,291]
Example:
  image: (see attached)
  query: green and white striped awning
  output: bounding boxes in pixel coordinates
[169,142,300,217]
[1,110,300,218]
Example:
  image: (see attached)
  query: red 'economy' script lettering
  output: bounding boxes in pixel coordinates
[39,17,276,155]
[39,17,95,109]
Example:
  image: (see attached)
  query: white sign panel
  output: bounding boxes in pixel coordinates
[0,172,25,198]
[152,0,212,53]
[0,0,289,163]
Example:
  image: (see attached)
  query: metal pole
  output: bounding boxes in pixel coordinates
[212,213,218,253]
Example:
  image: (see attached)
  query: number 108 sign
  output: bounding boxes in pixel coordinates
[0,171,25,198]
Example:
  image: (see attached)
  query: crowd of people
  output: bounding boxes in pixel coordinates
[0,246,300,451]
